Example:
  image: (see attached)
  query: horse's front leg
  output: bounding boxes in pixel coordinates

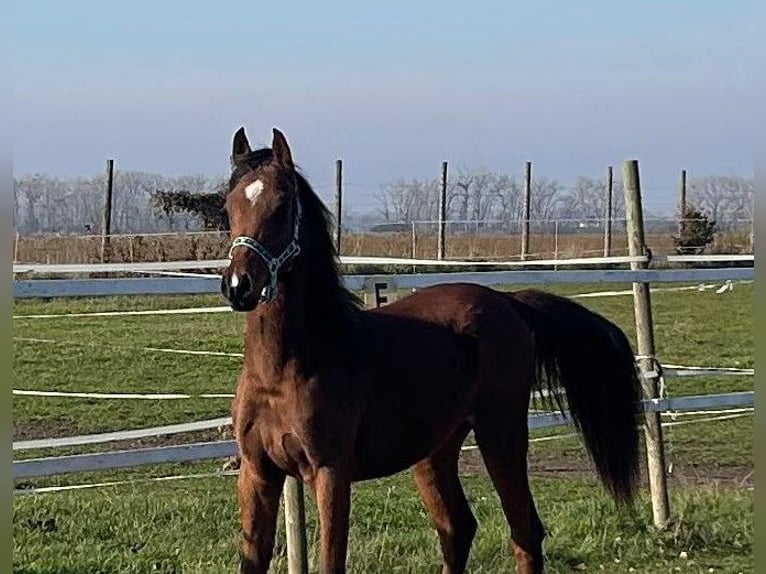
[314,465,352,574]
[238,458,286,574]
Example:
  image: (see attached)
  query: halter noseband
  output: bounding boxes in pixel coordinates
[227,198,302,303]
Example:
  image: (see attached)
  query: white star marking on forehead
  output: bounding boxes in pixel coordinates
[243,179,265,205]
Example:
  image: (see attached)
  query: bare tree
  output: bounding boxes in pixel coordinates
[530,177,566,221]
[374,177,440,223]
[14,175,46,233]
[495,175,523,224]
[114,171,156,233]
[451,169,504,226]
[13,171,223,234]
[376,169,567,231]
[74,174,105,233]
[558,176,625,223]
[688,175,753,222]
[13,168,750,239]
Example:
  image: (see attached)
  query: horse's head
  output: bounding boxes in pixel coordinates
[220,127,302,312]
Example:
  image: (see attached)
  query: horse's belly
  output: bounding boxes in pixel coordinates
[351,402,473,481]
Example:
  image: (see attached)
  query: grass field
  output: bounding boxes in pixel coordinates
[12,281,753,573]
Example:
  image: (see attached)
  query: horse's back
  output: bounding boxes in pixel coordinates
[380,282,538,402]
[347,283,536,479]
[373,283,533,347]
[372,282,510,330]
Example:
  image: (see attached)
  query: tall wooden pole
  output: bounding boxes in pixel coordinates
[678,169,687,239]
[437,161,448,260]
[603,165,613,257]
[284,478,309,574]
[334,159,343,254]
[750,191,755,254]
[521,161,532,260]
[100,159,114,263]
[622,159,670,529]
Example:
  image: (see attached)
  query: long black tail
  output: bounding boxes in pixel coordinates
[507,289,641,505]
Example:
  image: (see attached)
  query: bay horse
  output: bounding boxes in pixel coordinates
[221,127,641,574]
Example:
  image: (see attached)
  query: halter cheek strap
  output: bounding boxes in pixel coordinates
[227,199,302,303]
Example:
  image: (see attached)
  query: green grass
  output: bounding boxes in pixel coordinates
[12,283,753,436]
[13,341,236,436]
[13,298,242,435]
[12,293,229,315]
[12,282,753,572]
[13,472,753,574]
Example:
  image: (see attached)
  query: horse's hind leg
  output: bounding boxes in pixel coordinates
[412,423,477,574]
[474,411,545,574]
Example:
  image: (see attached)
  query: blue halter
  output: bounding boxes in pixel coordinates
[227,198,302,303]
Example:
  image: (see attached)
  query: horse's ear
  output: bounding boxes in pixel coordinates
[231,127,252,163]
[271,128,294,170]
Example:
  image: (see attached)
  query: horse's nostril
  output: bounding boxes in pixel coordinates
[223,271,253,302]
[223,270,258,311]
[237,273,251,293]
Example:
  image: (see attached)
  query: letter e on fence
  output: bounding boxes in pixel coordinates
[364,277,398,308]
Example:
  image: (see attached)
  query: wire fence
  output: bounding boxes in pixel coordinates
[13,217,754,265]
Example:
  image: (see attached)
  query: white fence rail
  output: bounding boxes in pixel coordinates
[13,416,233,451]
[12,391,753,480]
[665,254,754,263]
[13,255,651,275]
[10,362,753,408]
[12,253,754,277]
[13,268,755,299]
[12,256,755,488]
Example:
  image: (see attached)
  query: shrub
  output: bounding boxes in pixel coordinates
[672,205,717,255]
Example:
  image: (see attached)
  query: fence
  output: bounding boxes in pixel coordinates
[13,216,754,266]
[12,390,754,481]
[11,160,755,573]
[12,258,754,570]
[13,155,754,268]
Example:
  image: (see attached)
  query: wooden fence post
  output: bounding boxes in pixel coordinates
[750,192,755,254]
[100,159,114,263]
[678,169,687,239]
[604,165,613,257]
[334,159,343,254]
[622,159,671,529]
[437,161,448,260]
[521,161,532,260]
[411,220,417,259]
[284,478,309,574]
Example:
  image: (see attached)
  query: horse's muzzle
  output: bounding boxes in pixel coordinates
[221,269,259,312]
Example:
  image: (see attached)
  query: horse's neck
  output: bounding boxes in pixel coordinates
[242,261,355,379]
[244,287,305,378]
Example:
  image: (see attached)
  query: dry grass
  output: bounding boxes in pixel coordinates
[14,232,232,265]
[13,228,752,264]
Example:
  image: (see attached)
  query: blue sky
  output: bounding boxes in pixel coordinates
[13,1,755,213]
